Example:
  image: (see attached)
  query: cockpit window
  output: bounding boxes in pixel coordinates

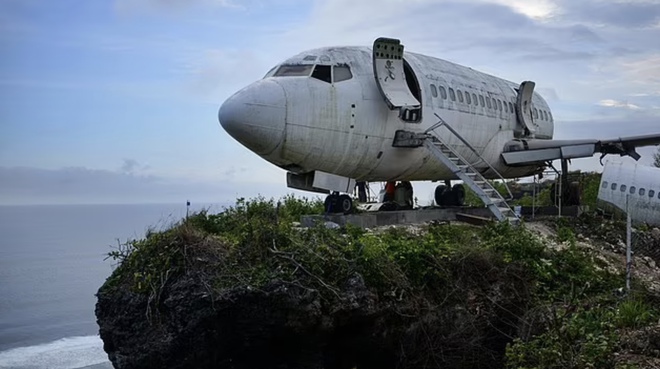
[273,65,313,77]
[311,65,332,83]
[334,65,353,82]
[263,66,278,78]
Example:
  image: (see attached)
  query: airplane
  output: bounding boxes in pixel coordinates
[218,37,660,222]
[598,161,660,226]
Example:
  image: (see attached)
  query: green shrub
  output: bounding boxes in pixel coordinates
[506,306,618,369]
[616,299,657,329]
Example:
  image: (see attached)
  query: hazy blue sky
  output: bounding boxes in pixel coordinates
[1,0,659,204]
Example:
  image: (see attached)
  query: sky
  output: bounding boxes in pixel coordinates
[1,0,659,205]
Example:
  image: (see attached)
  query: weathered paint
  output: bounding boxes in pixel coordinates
[219,45,551,183]
[597,161,660,226]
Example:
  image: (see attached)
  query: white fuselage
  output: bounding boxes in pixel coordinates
[219,46,555,184]
[598,161,660,226]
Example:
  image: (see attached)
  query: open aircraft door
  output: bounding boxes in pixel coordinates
[372,37,421,122]
[515,81,537,138]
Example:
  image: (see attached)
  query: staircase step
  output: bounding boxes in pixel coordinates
[425,132,517,226]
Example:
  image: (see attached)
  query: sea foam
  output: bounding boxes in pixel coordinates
[0,335,110,369]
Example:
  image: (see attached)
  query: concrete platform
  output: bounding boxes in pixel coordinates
[301,205,588,229]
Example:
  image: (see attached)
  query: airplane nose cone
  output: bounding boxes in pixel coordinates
[218,80,286,155]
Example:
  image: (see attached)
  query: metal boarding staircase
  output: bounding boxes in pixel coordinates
[424,114,520,224]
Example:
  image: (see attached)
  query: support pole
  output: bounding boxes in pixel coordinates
[626,195,632,293]
[559,159,569,218]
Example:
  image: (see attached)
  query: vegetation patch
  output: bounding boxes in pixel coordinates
[100,197,660,369]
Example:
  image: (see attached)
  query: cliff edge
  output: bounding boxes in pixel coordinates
[96,198,660,369]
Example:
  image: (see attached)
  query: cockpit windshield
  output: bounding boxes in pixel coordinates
[273,65,313,77]
[269,64,353,83]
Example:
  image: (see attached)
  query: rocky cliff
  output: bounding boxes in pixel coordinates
[96,198,660,369]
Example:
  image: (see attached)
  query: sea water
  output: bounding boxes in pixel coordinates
[0,203,228,369]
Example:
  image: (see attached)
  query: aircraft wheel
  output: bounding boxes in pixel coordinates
[442,188,456,206]
[324,194,339,213]
[452,184,466,206]
[338,195,353,214]
[434,185,447,206]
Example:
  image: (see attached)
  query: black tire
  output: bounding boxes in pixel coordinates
[434,185,447,206]
[338,195,353,214]
[442,188,456,207]
[452,184,465,206]
[324,194,338,213]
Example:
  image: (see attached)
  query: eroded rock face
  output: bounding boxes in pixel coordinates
[96,267,528,369]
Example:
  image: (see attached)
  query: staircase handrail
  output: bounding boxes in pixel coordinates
[425,113,514,200]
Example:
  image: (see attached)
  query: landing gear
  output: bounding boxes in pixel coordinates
[435,183,465,207]
[324,192,354,214]
[434,185,447,206]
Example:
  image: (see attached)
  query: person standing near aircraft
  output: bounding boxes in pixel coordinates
[384,181,396,202]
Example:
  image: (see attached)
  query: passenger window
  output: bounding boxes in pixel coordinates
[333,65,353,82]
[650,190,655,198]
[472,93,477,105]
[497,99,503,111]
[465,92,471,104]
[630,186,636,194]
[543,111,548,121]
[479,95,485,107]
[509,102,514,113]
[549,112,553,121]
[449,88,456,101]
[611,183,617,190]
[639,188,645,196]
[431,84,438,98]
[311,65,331,83]
[440,86,447,99]
[457,90,464,103]
[274,64,314,77]
[504,101,508,113]
[621,184,627,192]
[486,97,492,109]
[533,108,539,119]
[602,181,608,189]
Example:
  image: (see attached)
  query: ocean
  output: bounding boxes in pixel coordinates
[0,203,228,369]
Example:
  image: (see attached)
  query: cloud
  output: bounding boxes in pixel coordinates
[555,0,660,28]
[114,0,239,14]
[0,166,290,205]
[0,166,227,205]
[554,111,660,140]
[120,159,150,175]
[597,99,642,110]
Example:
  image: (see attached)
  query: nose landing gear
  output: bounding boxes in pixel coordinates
[324,192,354,214]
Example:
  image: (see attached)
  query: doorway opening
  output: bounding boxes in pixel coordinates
[402,60,422,122]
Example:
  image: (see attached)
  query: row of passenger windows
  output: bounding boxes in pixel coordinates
[429,83,552,121]
[602,181,660,199]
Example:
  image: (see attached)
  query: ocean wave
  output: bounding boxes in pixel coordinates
[0,335,110,369]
